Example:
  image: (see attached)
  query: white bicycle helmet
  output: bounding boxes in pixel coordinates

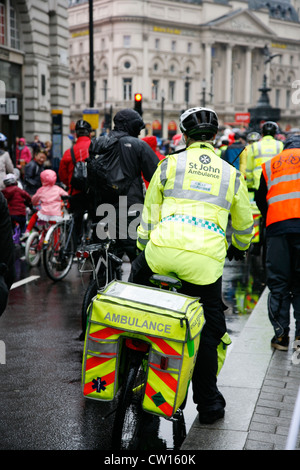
[247,131,261,143]
[262,121,279,136]
[3,173,17,186]
[179,107,219,140]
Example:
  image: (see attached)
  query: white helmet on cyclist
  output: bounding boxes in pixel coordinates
[247,131,261,143]
[3,173,17,186]
[179,107,219,141]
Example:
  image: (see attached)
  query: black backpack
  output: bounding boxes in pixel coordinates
[70,147,88,192]
[86,135,131,200]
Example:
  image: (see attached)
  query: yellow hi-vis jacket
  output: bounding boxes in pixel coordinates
[137,142,254,285]
[244,136,283,190]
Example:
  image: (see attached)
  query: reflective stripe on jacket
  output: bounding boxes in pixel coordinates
[261,148,300,227]
[137,142,254,270]
[246,136,283,190]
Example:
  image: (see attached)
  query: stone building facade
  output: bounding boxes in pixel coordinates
[0,0,70,156]
[68,0,300,138]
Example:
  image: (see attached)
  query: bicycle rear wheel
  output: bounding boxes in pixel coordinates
[81,278,100,333]
[25,231,41,267]
[43,221,74,281]
[112,350,146,450]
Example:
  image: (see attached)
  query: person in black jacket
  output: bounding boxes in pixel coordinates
[91,108,160,261]
[0,192,15,315]
[23,148,47,196]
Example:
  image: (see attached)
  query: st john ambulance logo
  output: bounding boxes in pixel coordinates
[199,154,211,165]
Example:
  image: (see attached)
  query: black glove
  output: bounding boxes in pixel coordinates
[227,244,246,261]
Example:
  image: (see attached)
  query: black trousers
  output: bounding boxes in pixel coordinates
[266,233,300,338]
[69,191,96,244]
[129,250,227,413]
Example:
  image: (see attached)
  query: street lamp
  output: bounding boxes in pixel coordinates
[161,89,165,139]
[201,79,206,107]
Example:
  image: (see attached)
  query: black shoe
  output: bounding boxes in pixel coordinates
[271,334,289,351]
[198,408,225,425]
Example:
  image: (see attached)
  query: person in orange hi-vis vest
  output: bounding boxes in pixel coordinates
[255,134,300,351]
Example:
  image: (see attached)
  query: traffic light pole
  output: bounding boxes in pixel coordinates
[89,0,94,108]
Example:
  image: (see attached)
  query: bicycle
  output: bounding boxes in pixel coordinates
[78,227,123,336]
[43,196,92,281]
[110,274,188,451]
[24,220,57,267]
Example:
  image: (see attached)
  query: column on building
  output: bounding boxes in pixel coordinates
[244,46,253,106]
[225,43,232,105]
[142,33,149,101]
[107,32,114,102]
[204,41,213,99]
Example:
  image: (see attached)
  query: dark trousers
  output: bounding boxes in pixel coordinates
[69,191,96,244]
[266,233,300,338]
[129,250,227,413]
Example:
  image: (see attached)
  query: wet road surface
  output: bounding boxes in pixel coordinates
[0,245,265,450]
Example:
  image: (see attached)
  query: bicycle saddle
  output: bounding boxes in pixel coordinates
[150,274,182,290]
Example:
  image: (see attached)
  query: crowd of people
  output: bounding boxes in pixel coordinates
[0,106,299,429]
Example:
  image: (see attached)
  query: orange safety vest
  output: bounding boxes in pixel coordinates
[262,148,300,227]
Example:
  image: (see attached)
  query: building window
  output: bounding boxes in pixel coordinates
[123,78,132,101]
[275,89,280,107]
[71,83,76,102]
[10,5,19,49]
[184,79,190,107]
[41,74,46,96]
[187,42,192,53]
[81,81,86,102]
[155,38,160,50]
[124,61,131,69]
[171,40,176,52]
[286,89,291,109]
[103,79,108,103]
[152,80,159,100]
[0,1,20,49]
[123,35,131,47]
[169,81,175,102]
[0,2,5,45]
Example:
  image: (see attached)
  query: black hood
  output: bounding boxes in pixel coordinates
[283,135,300,150]
[113,108,145,137]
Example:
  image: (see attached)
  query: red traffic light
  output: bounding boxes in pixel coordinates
[135,93,142,102]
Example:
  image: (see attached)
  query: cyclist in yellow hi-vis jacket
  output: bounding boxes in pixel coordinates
[129,107,254,425]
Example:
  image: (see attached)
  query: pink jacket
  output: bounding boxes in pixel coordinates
[16,145,32,164]
[31,170,68,217]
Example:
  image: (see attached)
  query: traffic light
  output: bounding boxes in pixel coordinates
[134,93,143,116]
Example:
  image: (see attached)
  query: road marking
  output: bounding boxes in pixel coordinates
[10,275,40,290]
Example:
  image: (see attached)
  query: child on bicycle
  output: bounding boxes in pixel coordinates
[1,173,32,234]
[22,169,68,238]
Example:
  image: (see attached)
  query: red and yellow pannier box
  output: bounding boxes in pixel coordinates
[82,280,204,418]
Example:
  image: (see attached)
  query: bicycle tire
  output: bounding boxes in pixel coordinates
[43,221,75,281]
[25,231,41,267]
[81,277,102,332]
[112,350,146,450]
